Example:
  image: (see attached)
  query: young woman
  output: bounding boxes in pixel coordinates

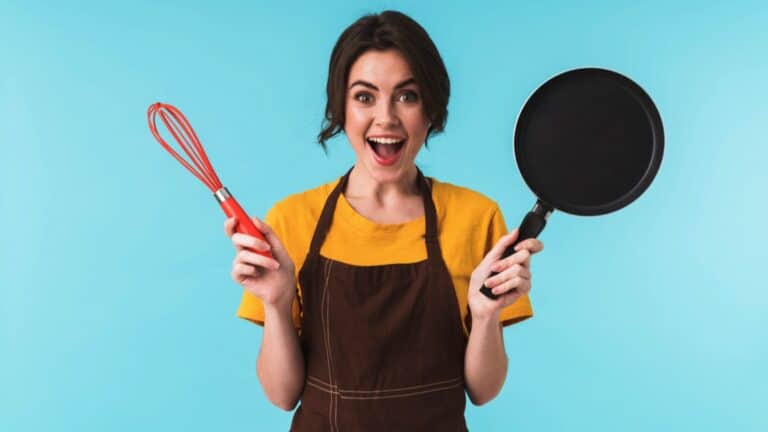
[225,10,544,431]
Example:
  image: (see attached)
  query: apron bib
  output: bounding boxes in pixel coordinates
[290,168,469,432]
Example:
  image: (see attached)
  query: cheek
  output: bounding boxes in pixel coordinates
[344,107,368,153]
[403,109,430,140]
[345,102,370,126]
[344,107,369,141]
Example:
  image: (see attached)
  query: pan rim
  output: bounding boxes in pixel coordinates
[512,67,664,216]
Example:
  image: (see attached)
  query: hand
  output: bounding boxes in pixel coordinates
[224,216,297,310]
[468,228,544,322]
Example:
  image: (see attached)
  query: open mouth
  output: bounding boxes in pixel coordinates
[366,137,406,165]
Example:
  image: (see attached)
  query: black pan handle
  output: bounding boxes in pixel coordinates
[479,201,553,300]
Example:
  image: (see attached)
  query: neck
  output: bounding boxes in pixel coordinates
[345,164,420,204]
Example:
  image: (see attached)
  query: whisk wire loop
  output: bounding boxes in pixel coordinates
[148,103,222,191]
[147,102,274,259]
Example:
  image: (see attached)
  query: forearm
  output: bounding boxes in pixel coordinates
[256,303,305,411]
[464,314,507,406]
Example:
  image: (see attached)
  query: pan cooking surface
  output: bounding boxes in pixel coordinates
[515,69,663,215]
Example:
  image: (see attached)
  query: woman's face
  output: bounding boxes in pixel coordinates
[344,49,429,184]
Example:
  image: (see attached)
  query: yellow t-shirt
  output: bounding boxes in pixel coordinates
[236,176,533,335]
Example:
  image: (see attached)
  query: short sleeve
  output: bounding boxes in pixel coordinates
[236,204,302,330]
[487,206,534,327]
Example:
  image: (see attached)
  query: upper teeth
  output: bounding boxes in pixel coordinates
[368,137,403,145]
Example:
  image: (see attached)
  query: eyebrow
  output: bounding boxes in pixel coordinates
[348,78,417,91]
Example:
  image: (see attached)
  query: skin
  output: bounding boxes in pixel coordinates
[342,49,428,222]
[224,48,544,410]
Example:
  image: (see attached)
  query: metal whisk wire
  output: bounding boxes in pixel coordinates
[148,103,222,191]
[147,102,273,259]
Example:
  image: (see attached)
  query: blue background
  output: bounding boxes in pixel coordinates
[2,0,766,430]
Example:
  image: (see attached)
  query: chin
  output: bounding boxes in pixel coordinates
[361,160,413,183]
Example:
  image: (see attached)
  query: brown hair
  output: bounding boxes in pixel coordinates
[318,10,450,150]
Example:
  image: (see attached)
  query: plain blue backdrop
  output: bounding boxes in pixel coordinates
[1,0,766,430]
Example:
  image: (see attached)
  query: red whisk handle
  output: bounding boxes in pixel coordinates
[215,187,273,258]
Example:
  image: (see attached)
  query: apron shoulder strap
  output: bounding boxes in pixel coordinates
[307,166,442,260]
[307,168,351,257]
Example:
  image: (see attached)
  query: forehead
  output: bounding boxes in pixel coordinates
[347,49,415,87]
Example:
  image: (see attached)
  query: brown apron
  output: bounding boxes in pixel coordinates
[290,168,469,432]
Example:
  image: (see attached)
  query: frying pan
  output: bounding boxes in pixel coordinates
[480,67,664,300]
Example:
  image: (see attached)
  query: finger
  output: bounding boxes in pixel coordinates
[250,216,292,261]
[495,277,532,299]
[485,264,530,288]
[490,249,530,272]
[232,233,272,252]
[229,215,276,249]
[481,229,519,267]
[224,217,237,237]
[232,262,259,280]
[491,276,526,296]
[237,250,280,270]
[498,280,531,307]
[520,266,531,279]
[250,216,274,238]
[514,239,544,254]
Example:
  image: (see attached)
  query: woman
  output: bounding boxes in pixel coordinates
[226,10,543,431]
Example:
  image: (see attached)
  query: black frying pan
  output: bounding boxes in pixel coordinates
[480,67,664,300]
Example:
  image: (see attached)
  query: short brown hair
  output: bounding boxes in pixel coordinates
[318,10,450,150]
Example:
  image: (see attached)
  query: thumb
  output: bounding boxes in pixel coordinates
[250,216,289,258]
[483,228,519,266]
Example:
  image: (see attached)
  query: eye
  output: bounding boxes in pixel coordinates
[397,90,420,103]
[354,92,374,104]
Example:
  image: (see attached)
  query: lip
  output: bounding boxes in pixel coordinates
[366,137,406,167]
[366,134,407,140]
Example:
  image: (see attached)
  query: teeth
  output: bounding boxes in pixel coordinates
[368,137,404,145]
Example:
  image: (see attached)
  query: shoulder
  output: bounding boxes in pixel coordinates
[264,177,341,268]
[430,177,501,219]
[428,177,507,271]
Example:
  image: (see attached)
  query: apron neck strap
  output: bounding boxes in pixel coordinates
[308,166,441,259]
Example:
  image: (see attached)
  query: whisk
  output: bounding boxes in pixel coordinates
[147,102,272,258]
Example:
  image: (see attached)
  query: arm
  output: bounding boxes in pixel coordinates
[226,216,306,411]
[257,303,305,411]
[465,228,543,405]
[464,313,507,405]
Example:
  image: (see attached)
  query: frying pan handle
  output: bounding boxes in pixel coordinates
[215,187,274,259]
[479,201,552,300]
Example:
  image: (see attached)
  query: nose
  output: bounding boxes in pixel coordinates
[374,98,400,128]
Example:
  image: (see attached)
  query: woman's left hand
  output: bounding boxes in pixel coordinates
[468,228,544,322]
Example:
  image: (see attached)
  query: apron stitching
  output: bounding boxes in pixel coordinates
[307,375,462,394]
[319,259,333,432]
[329,261,339,432]
[305,379,464,400]
[294,168,468,431]
[322,259,339,432]
[340,382,463,400]
[307,380,334,392]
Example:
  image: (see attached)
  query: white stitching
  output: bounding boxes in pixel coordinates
[341,382,463,400]
[308,375,462,394]
[305,378,464,400]
[319,260,338,431]
[342,377,462,394]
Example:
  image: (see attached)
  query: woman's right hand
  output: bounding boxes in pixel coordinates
[224,216,297,309]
